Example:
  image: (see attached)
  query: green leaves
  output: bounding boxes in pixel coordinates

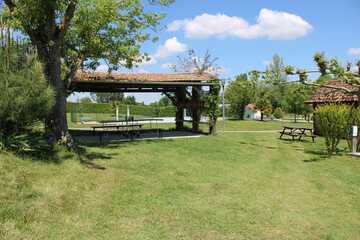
[315,104,350,155]
[0,52,54,148]
[225,74,256,119]
[64,0,170,72]
[2,0,172,76]
[284,83,311,117]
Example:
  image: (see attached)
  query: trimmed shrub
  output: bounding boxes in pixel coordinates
[273,107,284,119]
[315,104,350,155]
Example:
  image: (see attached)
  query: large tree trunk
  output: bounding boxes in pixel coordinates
[175,87,186,130]
[39,46,72,146]
[192,86,201,132]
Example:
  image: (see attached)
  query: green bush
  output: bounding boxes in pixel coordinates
[0,57,54,149]
[273,107,284,119]
[315,104,350,155]
[347,107,360,151]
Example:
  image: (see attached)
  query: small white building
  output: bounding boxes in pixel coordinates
[243,103,262,120]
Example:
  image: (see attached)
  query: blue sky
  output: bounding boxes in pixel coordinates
[138,0,360,75]
[95,0,360,103]
[11,0,356,103]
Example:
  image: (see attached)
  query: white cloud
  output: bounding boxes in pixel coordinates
[167,9,313,40]
[348,48,360,56]
[154,37,188,59]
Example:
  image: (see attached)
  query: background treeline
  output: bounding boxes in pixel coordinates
[67,102,176,118]
[225,54,312,121]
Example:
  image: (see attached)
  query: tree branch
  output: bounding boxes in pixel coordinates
[58,0,78,41]
[163,92,177,105]
[4,0,16,12]
[304,82,356,93]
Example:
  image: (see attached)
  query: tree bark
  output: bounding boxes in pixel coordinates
[39,46,72,146]
[175,87,186,130]
[192,86,201,132]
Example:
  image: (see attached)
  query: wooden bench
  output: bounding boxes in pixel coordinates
[279,127,316,142]
[298,128,317,143]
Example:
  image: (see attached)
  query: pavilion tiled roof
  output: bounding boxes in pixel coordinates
[305,80,359,104]
[74,71,217,83]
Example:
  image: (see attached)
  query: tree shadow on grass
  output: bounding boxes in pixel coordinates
[74,138,175,170]
[5,131,118,170]
[302,147,348,163]
[237,140,278,150]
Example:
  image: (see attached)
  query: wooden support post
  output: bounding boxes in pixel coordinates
[192,86,201,132]
[313,103,320,135]
[208,84,220,135]
[175,87,186,130]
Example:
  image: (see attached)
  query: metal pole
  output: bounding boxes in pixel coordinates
[351,126,358,155]
[222,80,226,132]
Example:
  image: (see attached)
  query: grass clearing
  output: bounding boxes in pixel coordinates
[1,121,359,239]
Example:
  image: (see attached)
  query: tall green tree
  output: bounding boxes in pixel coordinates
[2,0,173,145]
[284,84,311,122]
[255,88,272,121]
[225,73,256,119]
[264,54,287,109]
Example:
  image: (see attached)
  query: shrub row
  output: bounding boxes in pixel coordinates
[315,104,360,155]
[67,102,176,117]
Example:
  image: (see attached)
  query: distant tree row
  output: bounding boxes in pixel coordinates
[225,53,360,121]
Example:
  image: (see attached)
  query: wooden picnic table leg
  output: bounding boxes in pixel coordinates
[298,129,305,141]
[279,129,285,139]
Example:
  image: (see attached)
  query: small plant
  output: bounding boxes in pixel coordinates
[273,107,284,119]
[315,104,350,155]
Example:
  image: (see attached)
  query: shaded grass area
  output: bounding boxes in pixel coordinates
[1,130,359,239]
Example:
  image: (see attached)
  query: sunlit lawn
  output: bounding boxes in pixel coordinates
[1,121,359,239]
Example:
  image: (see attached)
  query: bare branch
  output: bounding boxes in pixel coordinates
[304,82,355,93]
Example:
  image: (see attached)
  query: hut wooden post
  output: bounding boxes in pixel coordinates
[175,87,186,130]
[192,86,201,131]
[312,103,321,135]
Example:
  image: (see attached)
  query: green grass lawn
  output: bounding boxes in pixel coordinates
[67,112,312,132]
[1,123,359,239]
[221,120,312,131]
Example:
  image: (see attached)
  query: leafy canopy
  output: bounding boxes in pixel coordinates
[2,0,174,77]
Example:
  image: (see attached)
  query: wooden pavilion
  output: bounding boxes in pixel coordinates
[305,80,359,134]
[70,71,220,132]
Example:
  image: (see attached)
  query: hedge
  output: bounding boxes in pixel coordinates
[67,102,176,117]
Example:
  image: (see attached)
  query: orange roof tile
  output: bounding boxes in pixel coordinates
[74,71,217,83]
[306,80,359,104]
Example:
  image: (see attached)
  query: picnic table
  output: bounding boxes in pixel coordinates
[279,126,316,142]
[92,118,164,143]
